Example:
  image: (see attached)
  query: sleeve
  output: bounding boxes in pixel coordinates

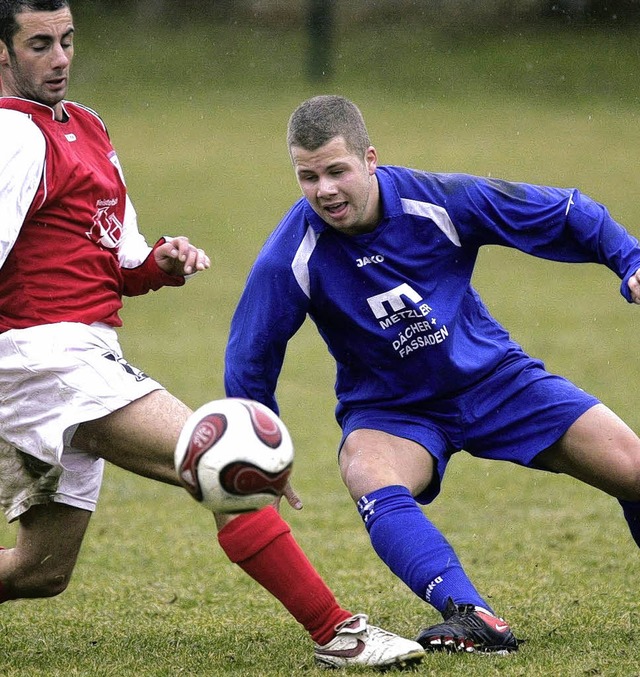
[0,112,45,269]
[118,196,185,296]
[224,250,310,415]
[453,176,640,302]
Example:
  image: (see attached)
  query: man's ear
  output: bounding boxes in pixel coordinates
[0,40,9,67]
[366,146,378,176]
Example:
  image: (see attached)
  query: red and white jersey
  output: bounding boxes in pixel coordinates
[0,97,183,331]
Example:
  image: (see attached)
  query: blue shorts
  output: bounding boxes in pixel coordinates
[339,353,599,505]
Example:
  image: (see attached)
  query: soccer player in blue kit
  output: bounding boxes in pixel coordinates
[224,94,640,653]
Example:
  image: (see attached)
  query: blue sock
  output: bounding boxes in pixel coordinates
[619,499,640,547]
[357,485,492,614]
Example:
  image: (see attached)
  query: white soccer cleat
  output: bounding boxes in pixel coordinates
[314,613,425,669]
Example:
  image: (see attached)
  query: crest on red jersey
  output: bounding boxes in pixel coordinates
[86,206,123,249]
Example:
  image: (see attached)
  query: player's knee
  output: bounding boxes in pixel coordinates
[9,562,73,599]
[614,454,640,501]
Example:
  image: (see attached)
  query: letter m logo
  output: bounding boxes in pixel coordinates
[366,283,423,319]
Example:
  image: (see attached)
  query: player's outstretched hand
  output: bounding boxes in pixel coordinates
[628,268,640,304]
[155,236,211,276]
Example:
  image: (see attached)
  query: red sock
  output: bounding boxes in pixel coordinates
[217,506,351,645]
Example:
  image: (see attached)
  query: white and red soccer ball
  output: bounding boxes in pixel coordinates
[174,398,294,513]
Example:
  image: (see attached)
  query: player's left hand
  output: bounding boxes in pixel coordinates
[155,236,211,276]
[277,481,303,511]
[628,268,640,304]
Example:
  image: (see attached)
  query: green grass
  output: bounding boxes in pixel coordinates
[1,15,640,676]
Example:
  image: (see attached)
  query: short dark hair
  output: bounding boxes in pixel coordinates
[0,0,69,51]
[287,95,371,157]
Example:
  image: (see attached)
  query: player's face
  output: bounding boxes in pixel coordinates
[291,136,380,236]
[0,8,74,119]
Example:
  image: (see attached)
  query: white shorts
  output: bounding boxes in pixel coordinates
[0,322,164,522]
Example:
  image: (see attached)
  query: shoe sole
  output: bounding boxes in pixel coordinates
[421,637,517,655]
[315,649,425,670]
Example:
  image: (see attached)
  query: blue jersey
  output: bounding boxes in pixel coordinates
[224,166,640,420]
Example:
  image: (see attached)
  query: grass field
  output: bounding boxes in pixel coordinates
[1,13,640,676]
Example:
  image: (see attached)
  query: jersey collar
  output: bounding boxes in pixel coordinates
[0,96,69,122]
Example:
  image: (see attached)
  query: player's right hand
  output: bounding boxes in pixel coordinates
[155,236,210,276]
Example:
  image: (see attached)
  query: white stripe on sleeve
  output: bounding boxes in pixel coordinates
[0,110,46,269]
[291,225,320,298]
[401,197,461,246]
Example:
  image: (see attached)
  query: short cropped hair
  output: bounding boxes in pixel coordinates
[0,0,69,51]
[287,95,371,157]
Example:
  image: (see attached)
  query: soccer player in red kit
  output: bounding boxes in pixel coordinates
[0,0,424,669]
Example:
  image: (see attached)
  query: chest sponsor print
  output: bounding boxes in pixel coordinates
[366,283,449,358]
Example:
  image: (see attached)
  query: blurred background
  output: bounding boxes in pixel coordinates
[76,0,640,33]
[73,0,640,88]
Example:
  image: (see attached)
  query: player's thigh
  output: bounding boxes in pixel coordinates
[1,503,91,588]
[72,389,192,485]
[339,428,434,501]
[535,403,640,500]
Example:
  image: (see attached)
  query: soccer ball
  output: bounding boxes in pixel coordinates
[174,398,294,514]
